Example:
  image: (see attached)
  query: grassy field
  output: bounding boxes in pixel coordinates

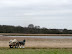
[0,48,72,54]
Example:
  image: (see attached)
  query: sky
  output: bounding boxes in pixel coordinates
[0,0,72,29]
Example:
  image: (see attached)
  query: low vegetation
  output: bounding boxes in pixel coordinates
[0,48,72,54]
[0,24,72,34]
[1,33,72,36]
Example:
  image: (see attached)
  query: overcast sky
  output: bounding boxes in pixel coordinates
[0,0,72,29]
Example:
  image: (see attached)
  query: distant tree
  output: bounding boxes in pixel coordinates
[63,29,68,34]
[28,24,34,28]
[0,24,71,34]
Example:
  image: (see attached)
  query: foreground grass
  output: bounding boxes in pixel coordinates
[0,48,72,54]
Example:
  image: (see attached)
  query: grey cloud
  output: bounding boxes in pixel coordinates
[0,0,72,29]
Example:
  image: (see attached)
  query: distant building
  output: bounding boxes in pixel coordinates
[35,26,40,29]
[58,29,63,32]
[49,29,63,32]
[42,27,47,29]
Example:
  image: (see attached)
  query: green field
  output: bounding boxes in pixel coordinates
[0,48,72,54]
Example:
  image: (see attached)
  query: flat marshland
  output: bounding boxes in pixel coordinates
[0,33,72,54]
[0,36,72,48]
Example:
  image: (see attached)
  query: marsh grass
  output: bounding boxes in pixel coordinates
[0,48,72,54]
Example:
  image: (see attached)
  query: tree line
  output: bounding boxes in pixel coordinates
[0,24,72,34]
